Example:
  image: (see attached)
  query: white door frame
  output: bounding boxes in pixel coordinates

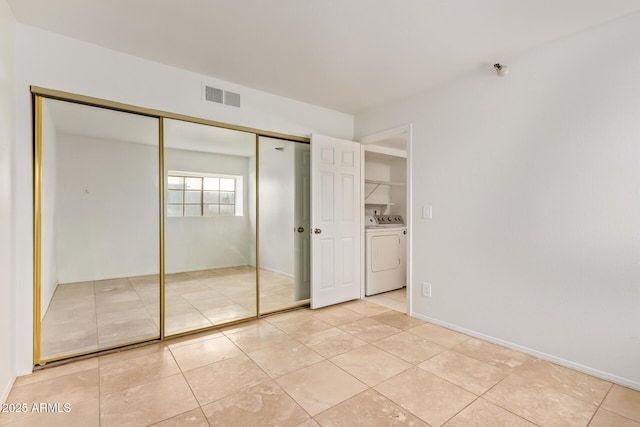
[359,124,413,315]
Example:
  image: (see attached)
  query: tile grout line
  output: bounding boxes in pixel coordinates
[506,359,613,415]
[318,306,447,426]
[368,312,616,426]
[357,305,541,426]
[586,383,615,426]
[176,322,314,425]
[472,370,543,427]
[472,355,613,426]
[247,326,317,425]
[166,345,212,426]
[171,325,271,408]
[20,298,638,426]
[231,308,371,423]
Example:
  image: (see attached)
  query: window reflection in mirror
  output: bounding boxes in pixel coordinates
[163,119,257,335]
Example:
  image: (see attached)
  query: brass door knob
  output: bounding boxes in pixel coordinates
[297,227,304,233]
[314,228,322,234]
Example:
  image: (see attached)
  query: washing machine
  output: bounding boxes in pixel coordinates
[365,215,407,296]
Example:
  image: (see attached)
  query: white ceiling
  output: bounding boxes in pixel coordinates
[45,98,158,145]
[164,118,256,156]
[11,1,640,114]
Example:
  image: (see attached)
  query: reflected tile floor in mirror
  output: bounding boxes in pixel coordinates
[9,300,639,427]
[41,267,303,360]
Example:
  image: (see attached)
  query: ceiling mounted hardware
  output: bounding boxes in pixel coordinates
[493,63,509,77]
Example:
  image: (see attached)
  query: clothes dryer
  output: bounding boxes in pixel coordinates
[365,215,406,296]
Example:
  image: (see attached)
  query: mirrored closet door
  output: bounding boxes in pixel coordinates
[37,97,160,362]
[163,119,257,336]
[258,137,311,314]
[34,90,312,364]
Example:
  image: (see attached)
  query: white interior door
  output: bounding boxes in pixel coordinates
[310,134,361,309]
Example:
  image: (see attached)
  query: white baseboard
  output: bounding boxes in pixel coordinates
[259,266,294,278]
[1,376,15,404]
[411,312,640,392]
[165,264,248,275]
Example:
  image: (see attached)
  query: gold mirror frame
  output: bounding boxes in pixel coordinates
[32,86,310,366]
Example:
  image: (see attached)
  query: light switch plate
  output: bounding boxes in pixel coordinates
[422,205,432,219]
[422,282,432,297]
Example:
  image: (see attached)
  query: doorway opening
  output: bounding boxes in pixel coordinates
[360,125,412,314]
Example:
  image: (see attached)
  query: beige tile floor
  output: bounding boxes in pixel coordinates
[364,287,407,312]
[8,299,640,427]
[41,267,305,360]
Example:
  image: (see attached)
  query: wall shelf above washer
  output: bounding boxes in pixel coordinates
[364,180,406,200]
[365,179,406,186]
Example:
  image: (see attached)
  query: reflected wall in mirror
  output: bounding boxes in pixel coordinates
[39,98,160,361]
[259,137,311,314]
[163,119,257,335]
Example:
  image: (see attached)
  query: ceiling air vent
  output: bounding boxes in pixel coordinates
[204,86,224,104]
[224,91,241,108]
[203,84,241,108]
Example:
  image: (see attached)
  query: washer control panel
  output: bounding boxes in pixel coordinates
[373,215,404,226]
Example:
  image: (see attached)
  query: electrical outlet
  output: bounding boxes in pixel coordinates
[422,282,432,298]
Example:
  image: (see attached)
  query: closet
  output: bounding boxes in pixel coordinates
[33,89,311,364]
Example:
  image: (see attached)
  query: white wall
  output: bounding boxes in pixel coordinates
[54,137,253,279]
[356,12,640,388]
[259,137,295,276]
[14,24,353,374]
[56,133,160,282]
[0,0,16,404]
[165,148,252,273]
[40,100,57,315]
